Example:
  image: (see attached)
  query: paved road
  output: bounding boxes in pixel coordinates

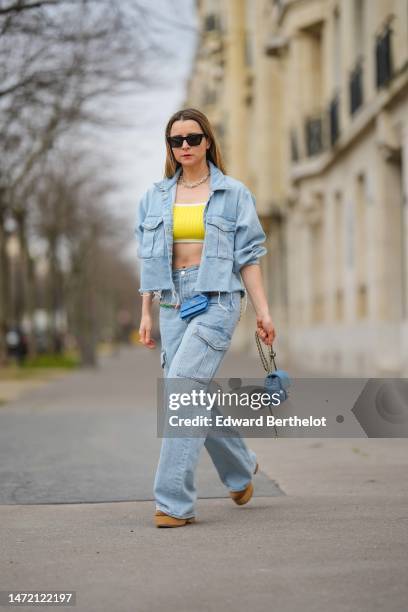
[0,346,282,504]
[0,345,407,612]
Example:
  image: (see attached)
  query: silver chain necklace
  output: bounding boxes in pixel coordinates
[178,169,210,188]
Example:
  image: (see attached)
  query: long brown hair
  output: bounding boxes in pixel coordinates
[164,108,226,178]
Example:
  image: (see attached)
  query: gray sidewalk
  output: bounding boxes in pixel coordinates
[1,345,407,612]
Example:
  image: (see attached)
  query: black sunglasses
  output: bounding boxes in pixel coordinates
[167,133,206,148]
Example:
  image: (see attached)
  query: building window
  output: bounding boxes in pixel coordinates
[204,14,218,32]
[350,59,364,115]
[329,93,340,145]
[376,21,393,88]
[304,114,324,156]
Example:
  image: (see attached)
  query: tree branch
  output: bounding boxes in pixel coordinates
[0,1,59,16]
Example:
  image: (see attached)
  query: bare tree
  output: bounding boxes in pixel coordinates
[29,144,134,365]
[0,0,173,363]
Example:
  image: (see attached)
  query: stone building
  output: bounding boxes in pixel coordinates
[185,0,408,376]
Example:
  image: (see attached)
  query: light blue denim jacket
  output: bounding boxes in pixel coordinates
[134,160,267,309]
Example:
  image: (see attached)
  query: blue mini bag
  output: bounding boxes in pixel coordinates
[254,331,291,438]
[179,293,209,321]
[255,331,291,402]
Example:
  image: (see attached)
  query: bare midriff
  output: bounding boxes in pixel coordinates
[172,242,203,270]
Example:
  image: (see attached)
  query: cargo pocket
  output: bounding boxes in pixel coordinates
[206,215,235,260]
[176,322,231,382]
[141,216,165,258]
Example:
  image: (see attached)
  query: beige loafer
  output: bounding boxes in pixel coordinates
[229,462,259,506]
[154,510,196,528]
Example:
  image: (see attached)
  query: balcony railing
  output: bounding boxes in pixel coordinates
[350,60,363,115]
[329,94,340,145]
[376,23,393,88]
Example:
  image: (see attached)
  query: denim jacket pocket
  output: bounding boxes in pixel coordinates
[206,215,235,260]
[141,216,165,258]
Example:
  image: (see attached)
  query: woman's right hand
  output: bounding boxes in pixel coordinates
[138,314,156,349]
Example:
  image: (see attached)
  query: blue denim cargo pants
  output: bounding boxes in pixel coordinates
[154,264,258,519]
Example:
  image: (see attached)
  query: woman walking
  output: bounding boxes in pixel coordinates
[136,108,276,527]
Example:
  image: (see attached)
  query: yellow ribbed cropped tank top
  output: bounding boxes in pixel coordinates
[173,202,206,243]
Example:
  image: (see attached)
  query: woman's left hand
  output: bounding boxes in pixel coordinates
[256,312,277,346]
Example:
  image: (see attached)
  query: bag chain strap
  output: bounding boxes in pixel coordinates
[255,330,280,438]
[255,331,277,374]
